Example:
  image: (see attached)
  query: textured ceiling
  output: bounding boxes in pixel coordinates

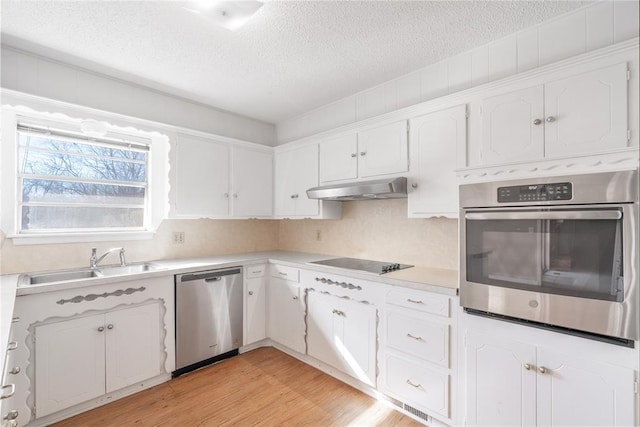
[1,1,589,124]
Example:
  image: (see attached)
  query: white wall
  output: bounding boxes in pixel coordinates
[277,1,640,143]
[0,46,276,146]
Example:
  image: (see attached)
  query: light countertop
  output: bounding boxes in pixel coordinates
[1,250,458,371]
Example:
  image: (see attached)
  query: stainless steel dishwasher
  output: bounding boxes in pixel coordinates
[174,267,243,376]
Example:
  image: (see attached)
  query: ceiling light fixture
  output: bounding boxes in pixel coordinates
[183,0,264,31]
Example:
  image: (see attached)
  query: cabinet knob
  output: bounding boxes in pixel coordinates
[538,366,548,374]
[248,291,254,295]
[533,118,542,125]
[360,151,367,156]
[107,324,114,330]
[524,363,532,371]
[233,193,238,199]
[290,194,299,199]
[97,326,105,332]
[411,183,418,189]
[292,296,299,300]
[5,409,18,420]
[546,116,556,123]
[224,193,229,198]
[9,367,20,375]
[351,153,357,158]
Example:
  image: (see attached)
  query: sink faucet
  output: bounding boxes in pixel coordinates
[90,247,126,270]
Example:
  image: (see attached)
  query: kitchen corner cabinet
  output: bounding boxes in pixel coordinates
[319,121,408,184]
[267,267,306,354]
[35,302,162,418]
[463,330,635,426]
[274,144,341,219]
[244,264,267,345]
[408,105,466,218]
[172,133,273,218]
[474,62,629,166]
[306,291,377,386]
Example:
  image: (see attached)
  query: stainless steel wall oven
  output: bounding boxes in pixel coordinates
[460,170,638,346]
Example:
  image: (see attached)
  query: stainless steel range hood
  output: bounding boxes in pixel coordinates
[306,177,408,201]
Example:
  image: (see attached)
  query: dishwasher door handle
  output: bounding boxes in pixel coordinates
[205,277,222,283]
[179,268,242,282]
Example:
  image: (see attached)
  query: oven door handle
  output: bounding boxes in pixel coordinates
[465,210,622,220]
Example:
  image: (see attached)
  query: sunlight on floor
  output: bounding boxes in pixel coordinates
[346,400,402,426]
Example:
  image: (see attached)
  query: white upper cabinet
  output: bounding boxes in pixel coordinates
[480,85,544,165]
[358,121,409,178]
[173,133,230,217]
[231,147,273,217]
[274,144,341,219]
[319,133,358,183]
[474,62,629,167]
[319,121,408,184]
[408,105,466,218]
[544,63,628,158]
[171,133,273,218]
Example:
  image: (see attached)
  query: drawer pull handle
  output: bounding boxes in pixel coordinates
[406,333,424,341]
[279,272,288,276]
[9,367,20,375]
[332,309,345,317]
[538,366,548,374]
[315,277,362,291]
[405,379,423,389]
[407,298,424,305]
[524,363,533,371]
[0,384,15,400]
[6,341,17,351]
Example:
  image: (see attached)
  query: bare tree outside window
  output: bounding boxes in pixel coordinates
[18,132,149,232]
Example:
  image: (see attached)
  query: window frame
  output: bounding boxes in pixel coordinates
[1,106,169,245]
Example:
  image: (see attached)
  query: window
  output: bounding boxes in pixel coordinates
[17,123,150,233]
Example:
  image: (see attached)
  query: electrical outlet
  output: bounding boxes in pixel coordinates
[173,231,185,244]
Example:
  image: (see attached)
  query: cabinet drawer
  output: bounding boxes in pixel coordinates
[300,269,384,305]
[245,264,266,279]
[385,309,449,367]
[380,352,449,418]
[270,264,299,282]
[386,287,450,317]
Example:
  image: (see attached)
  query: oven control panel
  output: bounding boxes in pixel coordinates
[497,182,572,203]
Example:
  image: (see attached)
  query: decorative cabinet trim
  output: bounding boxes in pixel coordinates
[56,286,146,305]
[457,148,640,183]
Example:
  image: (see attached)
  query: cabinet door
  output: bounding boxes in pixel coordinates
[307,291,342,370]
[292,144,320,217]
[274,149,297,217]
[35,315,106,418]
[268,277,305,354]
[307,292,377,386]
[536,347,635,426]
[408,105,465,218]
[245,276,267,345]
[480,86,544,165]
[319,133,358,183]
[231,147,273,217]
[335,297,377,386]
[105,303,162,393]
[173,133,230,217]
[465,332,537,426]
[544,63,629,158]
[358,121,408,178]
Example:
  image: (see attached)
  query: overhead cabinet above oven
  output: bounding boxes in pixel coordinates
[467,62,631,168]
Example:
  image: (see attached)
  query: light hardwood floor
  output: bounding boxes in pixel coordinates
[54,347,421,426]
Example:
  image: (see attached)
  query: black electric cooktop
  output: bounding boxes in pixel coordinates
[308,257,413,275]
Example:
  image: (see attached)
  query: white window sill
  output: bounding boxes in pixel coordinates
[8,231,156,246]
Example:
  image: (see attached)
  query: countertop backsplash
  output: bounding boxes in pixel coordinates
[0,199,458,275]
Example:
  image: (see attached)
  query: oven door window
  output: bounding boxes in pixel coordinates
[465,210,623,302]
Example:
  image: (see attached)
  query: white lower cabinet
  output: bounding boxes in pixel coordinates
[35,303,162,418]
[267,276,306,354]
[244,264,267,345]
[307,291,377,386]
[464,330,636,426]
[379,287,455,424]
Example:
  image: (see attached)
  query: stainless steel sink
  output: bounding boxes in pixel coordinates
[18,263,163,286]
